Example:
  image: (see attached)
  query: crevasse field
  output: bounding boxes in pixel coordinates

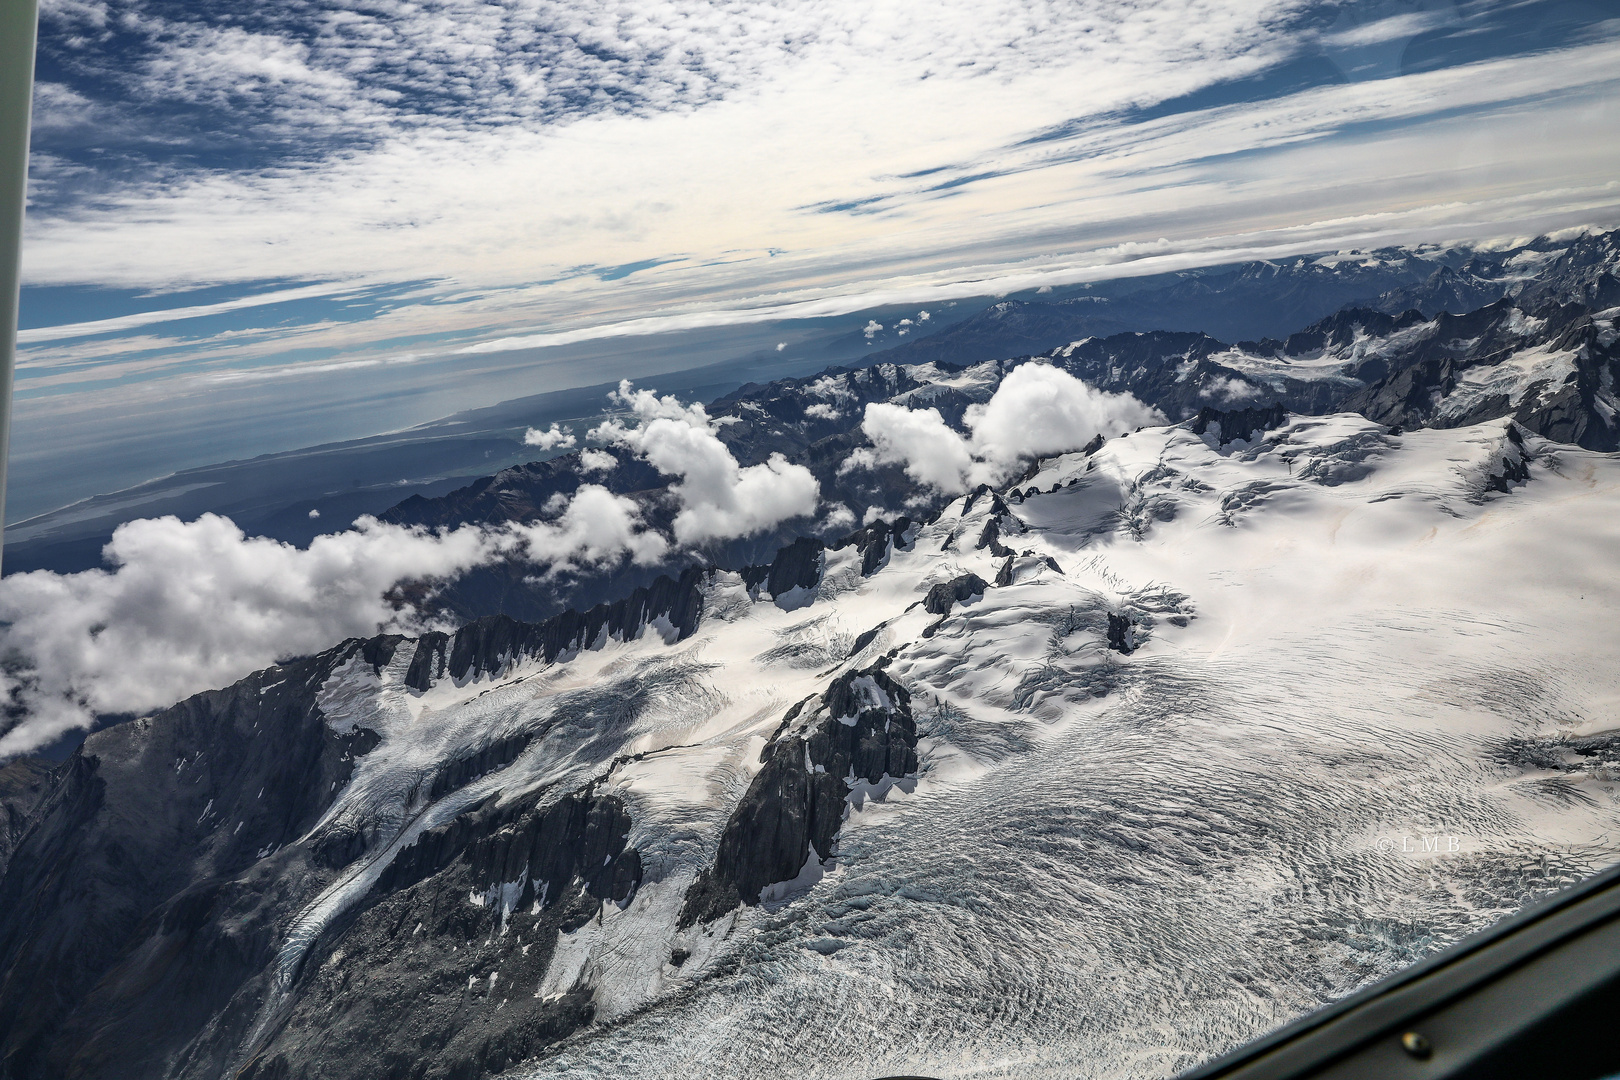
[293,414,1618,1079]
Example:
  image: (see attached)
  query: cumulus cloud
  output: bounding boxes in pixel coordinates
[0,488,677,757]
[515,483,668,573]
[847,403,977,493]
[853,363,1163,493]
[578,447,616,473]
[0,514,506,759]
[524,423,577,449]
[603,380,712,428]
[964,363,1164,478]
[0,381,824,758]
[592,381,819,546]
[1203,375,1263,404]
[820,502,856,533]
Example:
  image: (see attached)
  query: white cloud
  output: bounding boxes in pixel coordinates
[524,422,577,450]
[863,320,884,339]
[1203,376,1263,404]
[805,402,839,420]
[853,363,1162,494]
[964,363,1165,480]
[0,514,505,758]
[0,474,690,757]
[578,447,617,473]
[592,380,819,546]
[820,502,856,533]
[604,378,714,427]
[308,508,320,518]
[1321,10,1453,51]
[776,342,787,351]
[852,402,976,493]
[514,483,668,573]
[0,382,827,756]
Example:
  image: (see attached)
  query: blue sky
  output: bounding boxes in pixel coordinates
[13,0,1620,517]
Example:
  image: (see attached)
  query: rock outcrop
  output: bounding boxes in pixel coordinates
[678,666,917,928]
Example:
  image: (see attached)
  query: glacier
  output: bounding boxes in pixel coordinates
[238,411,1620,1079]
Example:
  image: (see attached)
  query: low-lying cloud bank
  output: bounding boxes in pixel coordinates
[846,362,1163,493]
[0,382,819,758]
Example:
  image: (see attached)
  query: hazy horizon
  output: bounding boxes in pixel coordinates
[14,0,1620,521]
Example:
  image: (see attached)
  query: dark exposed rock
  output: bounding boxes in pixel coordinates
[923,573,990,616]
[961,483,1010,517]
[427,730,534,802]
[1485,425,1533,494]
[407,569,708,695]
[378,787,640,910]
[678,666,917,928]
[0,649,379,1080]
[995,557,1015,587]
[976,517,1014,558]
[1486,454,1531,492]
[831,517,915,576]
[1107,613,1138,655]
[1277,307,1427,357]
[849,625,884,657]
[238,787,630,1080]
[1190,403,1289,446]
[405,630,451,691]
[739,537,825,598]
[0,756,55,879]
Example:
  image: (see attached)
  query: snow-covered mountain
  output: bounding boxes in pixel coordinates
[862,228,1620,370]
[377,261,1619,629]
[3,405,1617,1080]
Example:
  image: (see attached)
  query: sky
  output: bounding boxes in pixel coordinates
[13,0,1620,520]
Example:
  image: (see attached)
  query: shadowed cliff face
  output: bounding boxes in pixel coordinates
[0,567,711,1080]
[678,665,918,929]
[0,647,379,1080]
[0,758,54,878]
[238,789,643,1080]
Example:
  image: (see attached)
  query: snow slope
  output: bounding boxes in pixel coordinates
[251,411,1620,1080]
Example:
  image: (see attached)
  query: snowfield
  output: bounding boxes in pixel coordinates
[292,413,1620,1079]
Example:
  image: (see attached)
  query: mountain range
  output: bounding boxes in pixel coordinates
[1,229,1618,1080]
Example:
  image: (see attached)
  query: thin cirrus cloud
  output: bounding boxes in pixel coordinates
[21,2,1620,362]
